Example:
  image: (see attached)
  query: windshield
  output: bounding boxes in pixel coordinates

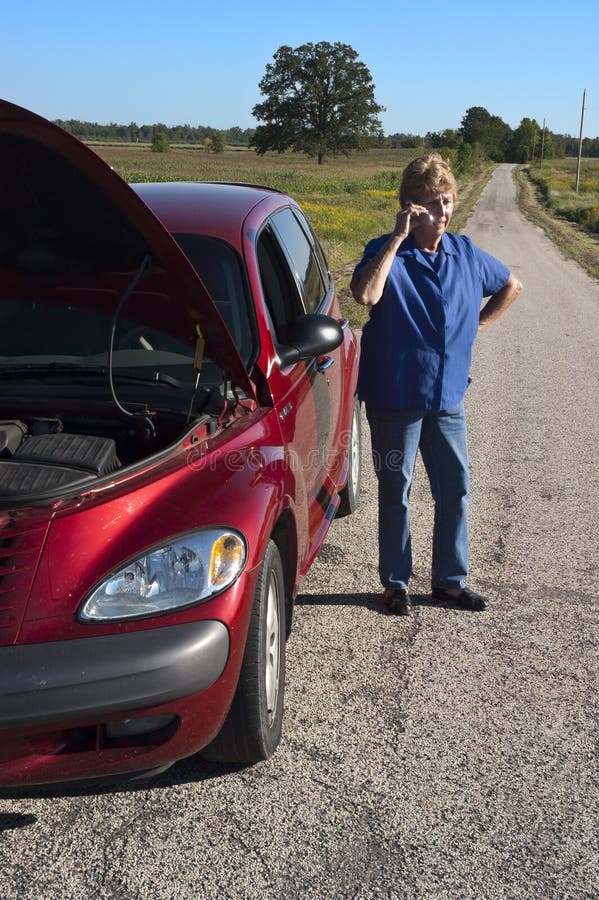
[0,295,211,389]
[0,236,255,387]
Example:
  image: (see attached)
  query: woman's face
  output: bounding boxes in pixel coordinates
[414,189,455,234]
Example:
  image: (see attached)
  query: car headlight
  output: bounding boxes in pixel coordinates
[78,529,247,623]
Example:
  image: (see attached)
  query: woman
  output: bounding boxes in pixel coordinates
[351,154,522,615]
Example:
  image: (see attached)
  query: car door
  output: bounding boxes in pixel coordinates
[256,207,344,567]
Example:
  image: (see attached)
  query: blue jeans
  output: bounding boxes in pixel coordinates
[366,402,470,591]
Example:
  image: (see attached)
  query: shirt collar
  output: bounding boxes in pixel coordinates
[397,232,456,257]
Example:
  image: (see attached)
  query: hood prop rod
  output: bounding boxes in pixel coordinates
[107,254,155,434]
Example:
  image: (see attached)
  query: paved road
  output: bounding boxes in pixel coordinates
[1,165,597,899]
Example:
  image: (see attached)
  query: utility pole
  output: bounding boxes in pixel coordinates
[540,118,546,167]
[575,89,586,192]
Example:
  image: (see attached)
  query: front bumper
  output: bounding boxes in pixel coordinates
[0,621,229,728]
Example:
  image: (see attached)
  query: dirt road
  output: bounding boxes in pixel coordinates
[1,165,597,899]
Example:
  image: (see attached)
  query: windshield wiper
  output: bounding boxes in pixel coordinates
[0,364,184,389]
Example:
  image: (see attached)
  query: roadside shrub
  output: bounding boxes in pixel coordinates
[151,132,170,153]
[562,203,599,233]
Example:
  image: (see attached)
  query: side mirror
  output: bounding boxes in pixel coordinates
[277,314,343,368]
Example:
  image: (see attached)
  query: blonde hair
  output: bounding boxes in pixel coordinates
[399,153,458,207]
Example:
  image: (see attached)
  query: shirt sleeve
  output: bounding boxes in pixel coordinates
[469,239,511,295]
[352,234,391,277]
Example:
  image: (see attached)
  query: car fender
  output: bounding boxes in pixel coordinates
[20,414,302,643]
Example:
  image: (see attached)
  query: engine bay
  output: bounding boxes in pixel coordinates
[0,395,221,503]
[0,422,121,496]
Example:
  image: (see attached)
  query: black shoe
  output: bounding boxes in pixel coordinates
[383,588,413,616]
[431,585,488,611]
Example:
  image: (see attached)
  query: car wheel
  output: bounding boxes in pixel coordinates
[201,540,286,764]
[337,396,362,517]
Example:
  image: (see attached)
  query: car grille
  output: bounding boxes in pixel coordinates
[0,512,50,646]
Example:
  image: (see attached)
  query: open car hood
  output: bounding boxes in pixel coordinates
[0,98,255,399]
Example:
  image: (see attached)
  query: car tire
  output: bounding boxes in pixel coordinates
[201,540,286,764]
[337,396,362,517]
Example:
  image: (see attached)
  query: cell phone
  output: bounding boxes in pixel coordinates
[406,201,433,224]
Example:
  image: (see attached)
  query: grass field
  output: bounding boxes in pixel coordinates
[515,159,599,282]
[524,157,599,233]
[92,144,495,326]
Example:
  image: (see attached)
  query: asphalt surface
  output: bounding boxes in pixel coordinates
[1,165,598,899]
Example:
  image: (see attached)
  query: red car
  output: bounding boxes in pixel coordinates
[0,99,361,786]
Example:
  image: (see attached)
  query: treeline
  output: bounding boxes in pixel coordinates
[388,107,599,162]
[53,119,256,146]
[54,105,599,161]
[391,134,599,158]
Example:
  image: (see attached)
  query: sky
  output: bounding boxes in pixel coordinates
[3,0,598,139]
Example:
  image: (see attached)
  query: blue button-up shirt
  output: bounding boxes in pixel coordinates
[355,232,510,410]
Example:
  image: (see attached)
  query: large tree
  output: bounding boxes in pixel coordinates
[509,117,541,163]
[252,42,384,164]
[459,106,512,162]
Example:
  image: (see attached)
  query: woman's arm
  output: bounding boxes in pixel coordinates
[479,272,523,329]
[350,205,425,306]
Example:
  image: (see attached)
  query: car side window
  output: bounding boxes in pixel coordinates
[293,207,330,286]
[269,208,327,314]
[257,224,304,345]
